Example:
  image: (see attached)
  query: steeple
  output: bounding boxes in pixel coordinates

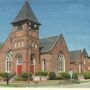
[12,0,40,25]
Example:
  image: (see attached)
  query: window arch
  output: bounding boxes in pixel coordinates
[16,54,23,65]
[58,52,65,72]
[6,50,12,73]
[30,54,35,65]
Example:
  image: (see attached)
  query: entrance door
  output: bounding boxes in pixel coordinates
[30,65,34,75]
[16,55,22,76]
[17,65,22,76]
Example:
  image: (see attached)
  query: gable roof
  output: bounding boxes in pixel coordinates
[69,50,81,63]
[39,35,60,53]
[12,1,40,25]
[69,49,88,63]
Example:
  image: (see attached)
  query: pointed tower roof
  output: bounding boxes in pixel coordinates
[12,0,40,25]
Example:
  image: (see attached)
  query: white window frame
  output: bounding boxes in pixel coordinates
[17,56,22,65]
[22,41,24,47]
[42,59,46,71]
[58,52,65,72]
[15,43,17,48]
[31,42,34,48]
[84,59,86,64]
[18,42,20,48]
[35,44,38,48]
[6,51,12,73]
[79,64,81,73]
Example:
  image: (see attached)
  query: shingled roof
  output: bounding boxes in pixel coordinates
[69,50,81,63]
[39,35,60,53]
[12,0,40,24]
[69,49,88,63]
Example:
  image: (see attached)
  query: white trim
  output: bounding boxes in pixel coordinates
[22,41,24,47]
[42,59,46,71]
[16,55,23,75]
[5,51,12,73]
[79,64,81,73]
[15,43,17,48]
[58,53,65,72]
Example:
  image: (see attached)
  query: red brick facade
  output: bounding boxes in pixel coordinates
[0,1,90,75]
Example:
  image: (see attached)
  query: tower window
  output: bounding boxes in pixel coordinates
[17,25,22,31]
[35,44,38,48]
[34,25,37,28]
[18,42,20,47]
[22,41,24,47]
[31,41,34,47]
[15,43,17,48]
[84,59,86,64]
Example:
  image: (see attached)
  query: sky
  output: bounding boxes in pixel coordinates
[0,0,90,54]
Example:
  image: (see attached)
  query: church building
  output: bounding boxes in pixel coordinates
[0,1,90,76]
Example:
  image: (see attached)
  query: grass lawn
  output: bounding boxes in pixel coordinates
[0,79,90,87]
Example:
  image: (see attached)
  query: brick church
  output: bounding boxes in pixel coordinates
[0,1,90,76]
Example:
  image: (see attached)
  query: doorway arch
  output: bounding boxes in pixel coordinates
[16,54,23,76]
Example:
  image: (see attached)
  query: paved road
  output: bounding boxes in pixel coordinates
[57,82,90,88]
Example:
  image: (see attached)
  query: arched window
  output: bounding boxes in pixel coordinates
[30,54,35,65]
[6,50,12,73]
[17,54,22,65]
[58,52,65,72]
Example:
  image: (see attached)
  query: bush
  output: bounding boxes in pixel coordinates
[35,72,41,76]
[56,74,62,80]
[21,72,32,79]
[72,72,78,79]
[40,71,48,76]
[35,71,48,76]
[48,72,56,80]
[56,72,63,80]
[0,72,9,79]
[56,72,70,80]
[60,72,70,80]
[83,72,90,79]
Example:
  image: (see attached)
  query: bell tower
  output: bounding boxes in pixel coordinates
[11,0,41,75]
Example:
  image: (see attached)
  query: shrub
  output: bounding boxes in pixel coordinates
[35,72,41,76]
[40,71,48,76]
[21,72,32,79]
[0,72,9,79]
[61,72,70,80]
[83,72,90,79]
[48,72,56,80]
[35,71,48,76]
[56,73,62,80]
[57,72,70,80]
[72,72,78,79]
